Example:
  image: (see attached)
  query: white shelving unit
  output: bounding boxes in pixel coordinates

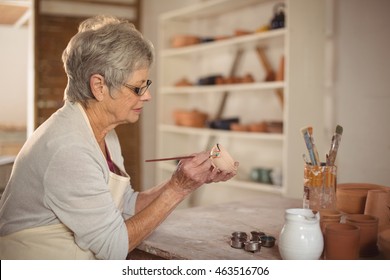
[156,0,327,206]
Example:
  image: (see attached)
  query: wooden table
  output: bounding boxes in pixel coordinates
[127,193,301,260]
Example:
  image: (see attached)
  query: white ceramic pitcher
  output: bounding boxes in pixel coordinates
[278,208,324,260]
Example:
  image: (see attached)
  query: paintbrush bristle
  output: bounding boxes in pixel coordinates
[300,126,309,135]
[336,125,343,135]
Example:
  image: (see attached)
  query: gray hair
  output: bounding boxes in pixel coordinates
[62,15,154,106]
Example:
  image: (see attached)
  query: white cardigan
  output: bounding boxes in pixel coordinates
[0,101,138,259]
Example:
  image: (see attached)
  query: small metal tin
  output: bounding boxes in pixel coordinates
[230,237,246,249]
[244,241,261,253]
[260,235,276,248]
[231,231,248,239]
[250,231,266,241]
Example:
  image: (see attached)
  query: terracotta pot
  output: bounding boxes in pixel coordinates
[319,209,342,235]
[319,209,342,219]
[378,228,390,259]
[174,78,193,87]
[325,223,360,260]
[319,209,342,258]
[345,214,379,257]
[265,121,283,134]
[336,183,385,214]
[173,109,208,128]
[230,123,250,132]
[364,189,390,230]
[241,73,255,83]
[248,122,267,132]
[171,35,200,48]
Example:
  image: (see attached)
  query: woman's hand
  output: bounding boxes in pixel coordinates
[129,150,238,252]
[169,150,238,196]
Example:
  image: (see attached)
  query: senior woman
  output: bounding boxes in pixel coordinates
[0,15,237,260]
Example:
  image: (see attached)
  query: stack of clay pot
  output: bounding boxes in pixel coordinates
[345,214,379,257]
[335,183,390,259]
[364,189,390,259]
[324,223,360,260]
[378,227,390,259]
[336,183,385,214]
[364,189,390,231]
[319,209,342,236]
[319,209,342,259]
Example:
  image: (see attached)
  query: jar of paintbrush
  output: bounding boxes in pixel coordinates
[301,125,343,211]
[303,163,337,211]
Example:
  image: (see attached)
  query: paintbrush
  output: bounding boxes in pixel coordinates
[301,126,319,166]
[145,148,223,162]
[145,156,195,162]
[326,125,343,166]
[308,126,321,165]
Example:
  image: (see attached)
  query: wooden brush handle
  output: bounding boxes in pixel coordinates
[145,156,194,162]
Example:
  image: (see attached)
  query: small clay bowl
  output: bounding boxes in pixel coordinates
[171,35,200,48]
[265,121,283,133]
[230,123,250,132]
[173,109,208,128]
[248,122,267,133]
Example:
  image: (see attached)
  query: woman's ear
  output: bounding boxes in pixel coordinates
[90,74,106,101]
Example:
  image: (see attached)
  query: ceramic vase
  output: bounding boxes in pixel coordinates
[345,214,379,257]
[325,223,360,260]
[364,189,390,231]
[279,208,323,260]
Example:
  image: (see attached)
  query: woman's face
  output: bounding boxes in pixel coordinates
[106,68,151,125]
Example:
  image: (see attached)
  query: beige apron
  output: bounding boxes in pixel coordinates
[0,170,130,260]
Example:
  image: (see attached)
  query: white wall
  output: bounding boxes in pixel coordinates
[334,0,390,186]
[0,26,28,127]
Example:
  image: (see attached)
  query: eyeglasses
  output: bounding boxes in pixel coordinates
[123,79,152,96]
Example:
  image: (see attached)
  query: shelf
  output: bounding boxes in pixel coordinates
[160,0,275,21]
[157,0,328,202]
[161,29,286,57]
[157,161,283,195]
[159,124,284,141]
[161,81,284,95]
